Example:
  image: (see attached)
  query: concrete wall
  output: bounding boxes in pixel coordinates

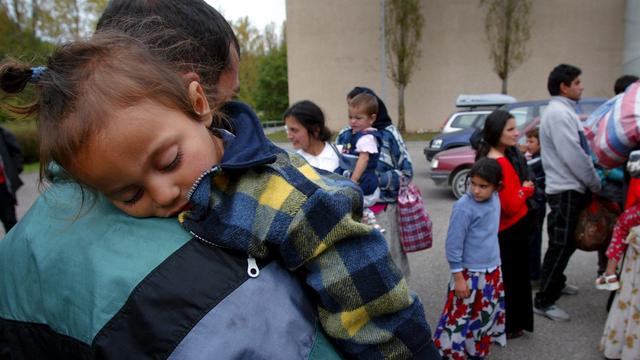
[286,0,626,132]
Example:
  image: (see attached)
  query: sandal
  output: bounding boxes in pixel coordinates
[595,274,620,291]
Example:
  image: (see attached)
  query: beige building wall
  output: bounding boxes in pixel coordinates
[286,0,625,132]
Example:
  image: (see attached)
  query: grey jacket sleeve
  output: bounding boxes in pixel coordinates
[550,112,601,193]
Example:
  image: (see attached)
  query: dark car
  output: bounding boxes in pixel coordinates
[428,97,607,198]
[423,98,606,163]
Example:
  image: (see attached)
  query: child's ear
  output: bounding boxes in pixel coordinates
[371,113,377,122]
[188,81,213,127]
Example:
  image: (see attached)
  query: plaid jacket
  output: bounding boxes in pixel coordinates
[179,102,438,359]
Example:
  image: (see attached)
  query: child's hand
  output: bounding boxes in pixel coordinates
[453,274,470,299]
[522,180,534,188]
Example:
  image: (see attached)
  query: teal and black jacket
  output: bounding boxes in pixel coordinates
[0,183,342,359]
[0,102,438,359]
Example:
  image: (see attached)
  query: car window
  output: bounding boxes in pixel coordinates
[450,113,482,129]
[472,113,489,128]
[508,106,535,129]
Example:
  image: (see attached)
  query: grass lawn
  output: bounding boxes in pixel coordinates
[266,130,438,143]
[24,162,39,174]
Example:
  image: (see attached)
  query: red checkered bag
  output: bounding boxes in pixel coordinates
[397,181,433,253]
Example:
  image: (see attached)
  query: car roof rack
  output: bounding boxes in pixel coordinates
[456,94,518,109]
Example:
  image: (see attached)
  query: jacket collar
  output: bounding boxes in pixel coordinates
[551,96,579,113]
[216,101,281,170]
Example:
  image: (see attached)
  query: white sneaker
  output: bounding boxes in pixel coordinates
[533,305,570,321]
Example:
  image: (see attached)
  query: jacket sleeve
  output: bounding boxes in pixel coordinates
[180,158,438,359]
[550,113,601,193]
[498,158,532,217]
[445,203,470,271]
[285,180,437,359]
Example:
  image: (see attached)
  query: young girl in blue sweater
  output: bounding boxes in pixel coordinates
[434,158,507,359]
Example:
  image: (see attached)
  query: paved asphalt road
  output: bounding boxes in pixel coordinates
[3,141,610,359]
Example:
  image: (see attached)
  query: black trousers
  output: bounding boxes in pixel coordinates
[535,190,590,308]
[0,184,17,233]
[499,213,534,333]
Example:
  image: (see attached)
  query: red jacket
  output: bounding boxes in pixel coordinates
[497,157,533,231]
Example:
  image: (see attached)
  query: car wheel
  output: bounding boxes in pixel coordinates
[451,167,471,199]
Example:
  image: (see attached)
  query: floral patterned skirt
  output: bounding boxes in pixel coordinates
[600,230,640,359]
[433,267,507,359]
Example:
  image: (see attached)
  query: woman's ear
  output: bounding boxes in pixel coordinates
[188,81,213,127]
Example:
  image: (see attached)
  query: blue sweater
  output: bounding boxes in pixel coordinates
[446,192,501,272]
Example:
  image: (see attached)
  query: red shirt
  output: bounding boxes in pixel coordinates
[624,177,640,210]
[497,157,534,231]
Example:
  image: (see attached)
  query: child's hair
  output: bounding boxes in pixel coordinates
[349,93,378,117]
[0,31,221,184]
[283,100,332,142]
[474,110,515,161]
[469,157,503,188]
[526,127,539,140]
[613,74,639,95]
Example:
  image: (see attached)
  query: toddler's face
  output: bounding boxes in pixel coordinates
[526,136,540,155]
[469,175,496,202]
[70,99,221,218]
[348,105,375,133]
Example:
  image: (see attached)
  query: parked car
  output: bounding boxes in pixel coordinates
[429,97,607,198]
[425,94,517,161]
[424,97,606,163]
[441,94,517,133]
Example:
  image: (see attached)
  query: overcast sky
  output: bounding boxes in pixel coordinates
[205,0,286,31]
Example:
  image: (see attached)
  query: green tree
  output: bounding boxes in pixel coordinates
[1,0,106,41]
[384,0,423,133]
[254,25,288,122]
[231,17,264,109]
[480,0,532,94]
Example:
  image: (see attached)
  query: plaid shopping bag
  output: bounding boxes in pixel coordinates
[397,181,433,253]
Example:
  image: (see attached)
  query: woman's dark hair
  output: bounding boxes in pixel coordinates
[474,110,514,161]
[469,157,502,187]
[97,0,239,93]
[283,100,331,142]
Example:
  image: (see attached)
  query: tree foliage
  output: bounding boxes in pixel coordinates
[480,0,532,94]
[1,0,107,41]
[231,18,288,122]
[384,0,423,133]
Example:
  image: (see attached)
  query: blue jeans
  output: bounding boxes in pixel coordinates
[534,190,590,308]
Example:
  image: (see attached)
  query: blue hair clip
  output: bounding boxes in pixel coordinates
[29,66,47,83]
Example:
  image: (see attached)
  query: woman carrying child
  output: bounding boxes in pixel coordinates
[474,110,535,339]
[337,86,414,277]
[433,158,507,359]
[0,31,438,359]
[335,93,383,231]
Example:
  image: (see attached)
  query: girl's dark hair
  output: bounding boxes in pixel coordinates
[283,100,332,142]
[0,31,221,184]
[469,157,502,187]
[474,109,514,161]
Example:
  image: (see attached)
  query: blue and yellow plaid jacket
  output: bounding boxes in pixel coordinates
[180,102,438,359]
